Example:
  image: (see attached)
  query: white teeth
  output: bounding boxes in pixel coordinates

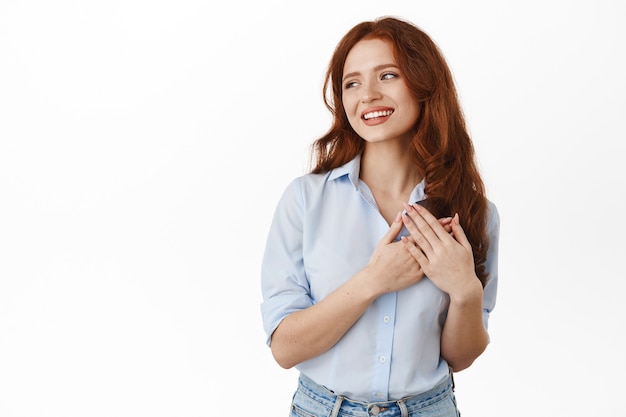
[363,110,393,120]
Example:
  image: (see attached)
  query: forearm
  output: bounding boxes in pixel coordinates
[270,267,381,369]
[440,277,489,372]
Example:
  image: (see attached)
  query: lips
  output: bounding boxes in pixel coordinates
[363,109,393,120]
[361,107,394,125]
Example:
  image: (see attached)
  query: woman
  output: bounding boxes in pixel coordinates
[261,16,499,417]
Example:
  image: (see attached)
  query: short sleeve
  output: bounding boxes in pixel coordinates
[481,201,500,333]
[260,178,314,346]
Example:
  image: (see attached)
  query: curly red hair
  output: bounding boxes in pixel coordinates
[310,16,491,285]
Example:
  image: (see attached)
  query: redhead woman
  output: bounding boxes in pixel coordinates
[261,16,499,417]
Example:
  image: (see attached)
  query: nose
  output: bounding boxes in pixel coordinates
[360,82,382,103]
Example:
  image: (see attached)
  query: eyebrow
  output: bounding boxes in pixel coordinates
[342,64,399,83]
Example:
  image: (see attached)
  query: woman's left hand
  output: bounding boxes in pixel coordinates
[400,203,477,297]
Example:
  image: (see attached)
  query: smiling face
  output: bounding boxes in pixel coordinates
[341,38,420,146]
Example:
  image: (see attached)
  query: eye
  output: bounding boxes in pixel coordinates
[344,80,359,89]
[381,72,398,81]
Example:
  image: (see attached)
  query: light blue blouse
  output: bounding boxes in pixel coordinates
[261,154,499,402]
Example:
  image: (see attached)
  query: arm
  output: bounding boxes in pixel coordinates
[270,265,379,369]
[270,212,425,369]
[440,277,488,371]
[400,203,489,371]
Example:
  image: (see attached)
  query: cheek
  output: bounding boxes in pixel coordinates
[397,97,420,124]
[345,112,361,131]
[342,101,359,124]
[342,96,354,113]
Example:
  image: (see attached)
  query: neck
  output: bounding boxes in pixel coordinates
[359,142,421,196]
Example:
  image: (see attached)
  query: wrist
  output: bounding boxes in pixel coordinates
[356,265,386,301]
[448,276,483,306]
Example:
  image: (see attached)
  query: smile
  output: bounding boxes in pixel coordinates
[362,110,393,120]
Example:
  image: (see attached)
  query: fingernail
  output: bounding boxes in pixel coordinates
[394,211,402,222]
[454,213,460,224]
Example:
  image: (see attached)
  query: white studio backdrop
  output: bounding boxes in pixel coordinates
[1,1,624,416]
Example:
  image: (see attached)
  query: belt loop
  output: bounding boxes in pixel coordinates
[397,399,408,417]
[449,366,455,391]
[330,395,344,417]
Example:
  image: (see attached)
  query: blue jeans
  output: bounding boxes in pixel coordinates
[290,373,460,417]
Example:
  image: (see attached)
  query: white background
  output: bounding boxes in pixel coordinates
[1,1,625,416]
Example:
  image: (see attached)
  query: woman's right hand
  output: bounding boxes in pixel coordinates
[364,212,425,295]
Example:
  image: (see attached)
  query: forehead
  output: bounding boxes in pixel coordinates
[343,38,397,73]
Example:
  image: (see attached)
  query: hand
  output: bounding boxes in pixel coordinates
[438,216,453,234]
[365,212,425,295]
[400,203,478,298]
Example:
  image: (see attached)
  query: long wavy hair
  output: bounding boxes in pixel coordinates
[310,16,491,285]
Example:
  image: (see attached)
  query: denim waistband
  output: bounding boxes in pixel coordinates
[296,372,454,417]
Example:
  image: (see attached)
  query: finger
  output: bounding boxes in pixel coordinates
[403,235,417,245]
[379,211,404,245]
[412,203,453,241]
[438,217,453,234]
[401,209,434,255]
[451,213,473,251]
[401,236,429,267]
[403,203,442,247]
